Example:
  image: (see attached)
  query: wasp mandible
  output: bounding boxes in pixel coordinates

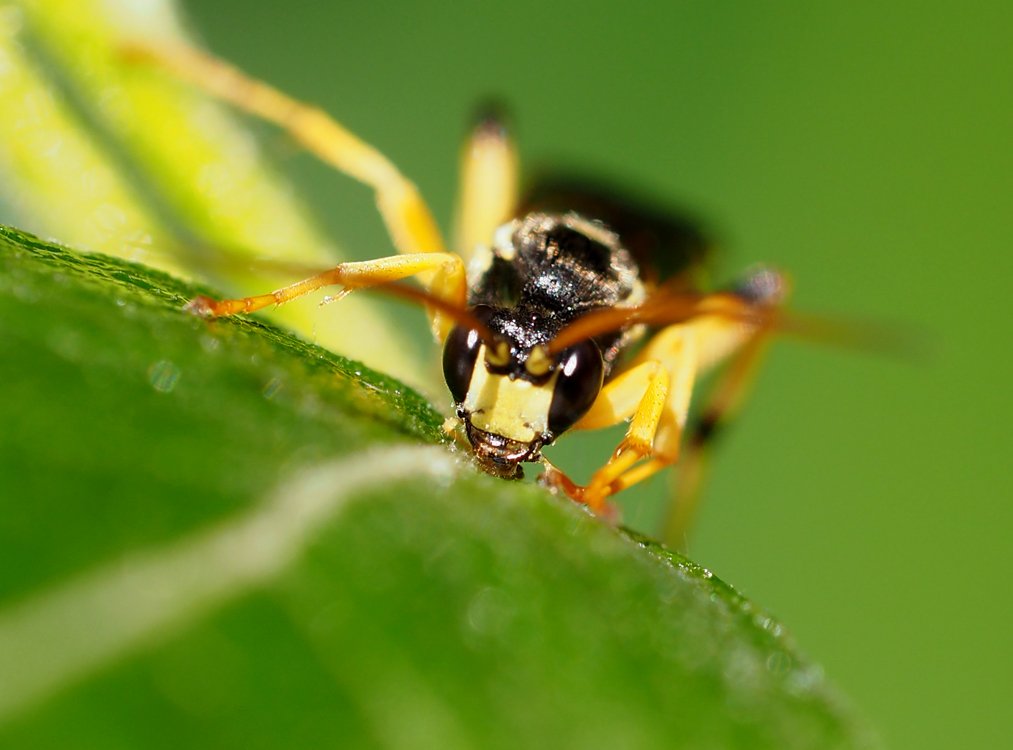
[127,43,788,541]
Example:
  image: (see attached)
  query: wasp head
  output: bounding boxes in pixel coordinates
[442,311,604,480]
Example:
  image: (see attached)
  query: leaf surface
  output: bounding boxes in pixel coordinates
[0,227,879,749]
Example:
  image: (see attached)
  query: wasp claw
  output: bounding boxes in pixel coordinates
[539,464,580,498]
[184,295,218,318]
[539,466,620,523]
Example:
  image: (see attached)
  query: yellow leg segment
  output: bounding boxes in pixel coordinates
[124,43,446,266]
[579,330,700,512]
[187,252,466,341]
[543,323,708,514]
[452,112,519,258]
[544,334,693,514]
[573,361,665,430]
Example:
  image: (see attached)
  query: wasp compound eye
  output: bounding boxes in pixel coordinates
[547,340,605,436]
[442,325,483,403]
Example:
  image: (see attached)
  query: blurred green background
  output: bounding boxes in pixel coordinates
[181,3,1012,748]
[4,1,1011,747]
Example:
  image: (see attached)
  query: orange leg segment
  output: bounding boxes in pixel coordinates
[186,252,467,341]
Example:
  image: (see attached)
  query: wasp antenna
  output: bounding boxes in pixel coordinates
[546,307,643,355]
[369,282,499,345]
[546,288,770,355]
[548,285,913,360]
[773,310,924,359]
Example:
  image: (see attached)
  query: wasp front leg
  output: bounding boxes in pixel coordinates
[548,278,782,537]
[544,302,768,515]
[187,251,466,342]
[590,333,698,511]
[542,332,699,515]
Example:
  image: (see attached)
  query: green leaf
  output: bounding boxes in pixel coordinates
[0,226,879,749]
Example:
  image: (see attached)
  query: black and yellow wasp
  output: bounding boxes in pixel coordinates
[130,43,787,541]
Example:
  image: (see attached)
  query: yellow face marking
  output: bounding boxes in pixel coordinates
[463,346,558,443]
[484,340,511,368]
[525,345,552,377]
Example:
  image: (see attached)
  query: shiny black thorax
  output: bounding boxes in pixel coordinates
[468,212,642,379]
